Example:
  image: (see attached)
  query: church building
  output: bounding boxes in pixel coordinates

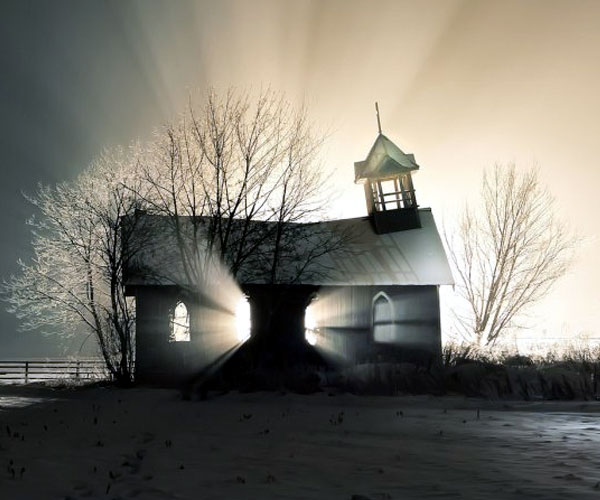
[124,122,453,384]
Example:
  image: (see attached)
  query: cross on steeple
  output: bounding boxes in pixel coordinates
[375,102,382,135]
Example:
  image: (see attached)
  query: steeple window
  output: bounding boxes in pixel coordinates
[370,175,416,211]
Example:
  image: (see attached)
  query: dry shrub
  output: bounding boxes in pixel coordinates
[442,341,600,400]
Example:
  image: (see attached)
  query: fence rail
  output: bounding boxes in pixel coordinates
[0,359,109,384]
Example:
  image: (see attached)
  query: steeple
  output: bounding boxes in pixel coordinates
[354,104,421,233]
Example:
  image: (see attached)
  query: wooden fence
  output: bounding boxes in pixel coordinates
[0,359,109,384]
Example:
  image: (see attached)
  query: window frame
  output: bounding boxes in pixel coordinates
[169,300,191,343]
[372,291,395,343]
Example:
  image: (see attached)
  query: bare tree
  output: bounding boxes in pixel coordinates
[445,164,576,347]
[134,88,347,291]
[2,147,147,384]
[3,88,349,379]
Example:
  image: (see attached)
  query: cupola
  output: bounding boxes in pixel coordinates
[354,104,421,233]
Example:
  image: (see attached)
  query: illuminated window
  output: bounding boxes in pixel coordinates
[169,301,190,342]
[235,296,251,343]
[304,304,318,346]
[373,292,394,343]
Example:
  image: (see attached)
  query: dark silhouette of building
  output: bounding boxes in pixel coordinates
[125,131,453,385]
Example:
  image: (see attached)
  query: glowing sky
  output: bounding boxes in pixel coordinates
[1,0,599,355]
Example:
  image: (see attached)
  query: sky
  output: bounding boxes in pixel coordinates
[1,0,599,357]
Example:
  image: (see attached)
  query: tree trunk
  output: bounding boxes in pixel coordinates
[242,284,323,369]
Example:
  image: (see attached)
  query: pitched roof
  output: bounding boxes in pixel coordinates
[308,209,452,286]
[124,209,453,288]
[354,134,419,183]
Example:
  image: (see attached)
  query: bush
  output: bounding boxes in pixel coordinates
[183,341,600,400]
[440,341,600,400]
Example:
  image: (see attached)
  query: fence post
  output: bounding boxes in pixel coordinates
[24,361,29,384]
[76,361,80,380]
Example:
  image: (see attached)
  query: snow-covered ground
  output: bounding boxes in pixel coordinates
[1,386,600,499]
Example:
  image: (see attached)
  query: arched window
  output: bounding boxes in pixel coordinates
[169,301,190,342]
[373,292,394,343]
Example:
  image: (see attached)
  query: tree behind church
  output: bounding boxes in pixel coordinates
[134,88,343,290]
[3,88,345,378]
[445,164,576,347]
[2,148,148,384]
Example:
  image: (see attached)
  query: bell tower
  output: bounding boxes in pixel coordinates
[354,104,421,234]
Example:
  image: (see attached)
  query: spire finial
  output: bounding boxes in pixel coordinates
[375,102,382,134]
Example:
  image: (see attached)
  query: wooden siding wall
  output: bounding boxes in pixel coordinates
[135,284,442,383]
[135,286,238,383]
[311,285,441,364]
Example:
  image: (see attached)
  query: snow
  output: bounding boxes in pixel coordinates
[1,386,600,499]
